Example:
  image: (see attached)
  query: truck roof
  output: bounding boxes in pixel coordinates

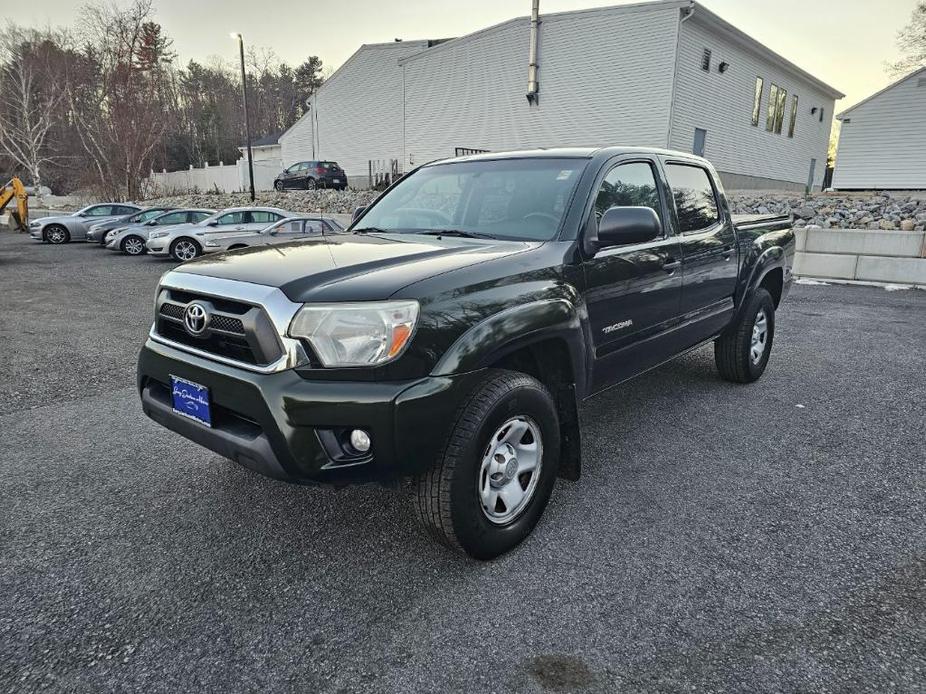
[438,146,708,165]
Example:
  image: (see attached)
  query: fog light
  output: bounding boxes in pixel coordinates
[349,429,371,453]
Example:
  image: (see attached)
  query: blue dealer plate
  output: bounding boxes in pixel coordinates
[170,375,212,427]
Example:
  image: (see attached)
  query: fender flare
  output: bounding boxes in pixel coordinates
[733,245,784,321]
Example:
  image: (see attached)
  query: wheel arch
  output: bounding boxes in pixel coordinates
[431,299,587,481]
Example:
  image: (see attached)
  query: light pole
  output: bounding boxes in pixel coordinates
[231,32,255,202]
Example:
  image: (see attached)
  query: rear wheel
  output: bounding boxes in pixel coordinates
[170,238,201,262]
[45,225,69,244]
[715,288,775,383]
[305,177,317,190]
[121,235,146,256]
[414,370,560,560]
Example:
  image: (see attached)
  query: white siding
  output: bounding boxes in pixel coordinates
[670,15,835,189]
[279,42,428,183]
[402,4,680,166]
[832,70,926,190]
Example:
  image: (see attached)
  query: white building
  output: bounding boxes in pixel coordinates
[281,0,843,191]
[832,66,926,190]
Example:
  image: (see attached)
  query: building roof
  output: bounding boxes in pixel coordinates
[836,65,926,120]
[240,132,283,149]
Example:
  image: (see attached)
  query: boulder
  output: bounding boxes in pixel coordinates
[879,219,896,230]
[899,219,915,231]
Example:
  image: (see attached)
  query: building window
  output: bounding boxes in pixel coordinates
[701,48,711,71]
[788,94,799,137]
[766,84,787,134]
[752,77,764,126]
[819,107,824,123]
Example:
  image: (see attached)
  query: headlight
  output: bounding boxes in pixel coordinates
[288,301,419,367]
[149,230,168,239]
[30,220,41,227]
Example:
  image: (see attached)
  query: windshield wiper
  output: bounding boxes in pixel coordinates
[352,226,390,234]
[414,229,494,240]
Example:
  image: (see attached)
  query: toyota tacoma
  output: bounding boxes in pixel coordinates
[138,147,794,559]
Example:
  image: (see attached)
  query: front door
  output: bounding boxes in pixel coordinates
[582,158,683,393]
[664,161,738,344]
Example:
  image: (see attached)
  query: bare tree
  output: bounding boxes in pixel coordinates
[69,0,176,199]
[889,2,926,76]
[0,27,67,189]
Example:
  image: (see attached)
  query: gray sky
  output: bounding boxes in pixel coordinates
[19,0,918,111]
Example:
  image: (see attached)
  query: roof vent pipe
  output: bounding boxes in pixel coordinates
[527,0,540,104]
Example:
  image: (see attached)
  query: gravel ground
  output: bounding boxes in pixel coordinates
[1,232,924,693]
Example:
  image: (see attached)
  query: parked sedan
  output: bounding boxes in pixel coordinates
[201,216,346,254]
[86,207,176,244]
[105,209,216,255]
[273,161,347,191]
[146,207,295,261]
[29,203,143,244]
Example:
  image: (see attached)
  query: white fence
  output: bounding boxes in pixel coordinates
[146,158,282,195]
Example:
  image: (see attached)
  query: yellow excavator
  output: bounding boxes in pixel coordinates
[0,177,29,232]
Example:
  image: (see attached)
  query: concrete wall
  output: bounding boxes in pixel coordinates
[794,228,926,285]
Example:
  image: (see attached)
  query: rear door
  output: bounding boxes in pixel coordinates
[663,160,738,343]
[581,156,684,393]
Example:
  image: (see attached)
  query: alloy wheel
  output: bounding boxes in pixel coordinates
[173,240,198,261]
[124,237,145,255]
[750,309,768,364]
[479,416,543,525]
[46,227,66,244]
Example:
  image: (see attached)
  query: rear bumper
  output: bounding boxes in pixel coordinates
[138,339,480,484]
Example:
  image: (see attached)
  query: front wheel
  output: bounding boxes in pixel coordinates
[714,288,775,383]
[273,180,284,192]
[45,225,69,244]
[414,370,560,560]
[170,238,201,262]
[121,235,146,256]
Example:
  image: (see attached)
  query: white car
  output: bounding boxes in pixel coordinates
[201,216,346,254]
[104,209,216,255]
[145,207,295,261]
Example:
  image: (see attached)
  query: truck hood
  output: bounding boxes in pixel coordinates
[175,233,538,302]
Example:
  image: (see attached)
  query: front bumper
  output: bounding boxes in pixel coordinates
[146,240,170,256]
[29,229,43,240]
[138,339,480,484]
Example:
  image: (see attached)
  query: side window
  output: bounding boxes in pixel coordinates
[249,211,281,224]
[665,164,720,233]
[157,212,186,225]
[216,211,246,225]
[189,212,210,223]
[117,206,138,215]
[304,220,324,235]
[86,205,113,216]
[593,162,661,224]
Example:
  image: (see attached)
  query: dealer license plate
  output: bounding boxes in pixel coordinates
[170,375,212,427]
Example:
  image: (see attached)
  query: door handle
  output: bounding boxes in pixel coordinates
[663,258,681,273]
[722,245,734,260]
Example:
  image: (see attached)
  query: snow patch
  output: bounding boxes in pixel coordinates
[795,278,830,286]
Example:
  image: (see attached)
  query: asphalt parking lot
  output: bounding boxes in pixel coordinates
[1,232,924,693]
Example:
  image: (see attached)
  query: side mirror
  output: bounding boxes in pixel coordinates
[593,206,661,251]
[206,220,218,226]
[351,206,366,222]
[146,220,157,226]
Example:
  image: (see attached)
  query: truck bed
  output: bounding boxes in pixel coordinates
[732,213,792,233]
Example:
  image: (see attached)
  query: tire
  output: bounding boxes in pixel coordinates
[170,237,201,262]
[714,288,775,383]
[121,235,146,256]
[414,369,560,560]
[274,180,284,192]
[44,225,69,244]
[305,177,317,190]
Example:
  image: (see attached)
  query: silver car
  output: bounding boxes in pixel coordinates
[105,209,216,255]
[146,207,295,261]
[86,207,175,244]
[201,216,346,254]
[29,203,143,244]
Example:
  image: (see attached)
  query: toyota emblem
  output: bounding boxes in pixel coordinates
[184,302,209,335]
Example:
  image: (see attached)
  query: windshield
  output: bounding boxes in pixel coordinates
[354,158,586,241]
